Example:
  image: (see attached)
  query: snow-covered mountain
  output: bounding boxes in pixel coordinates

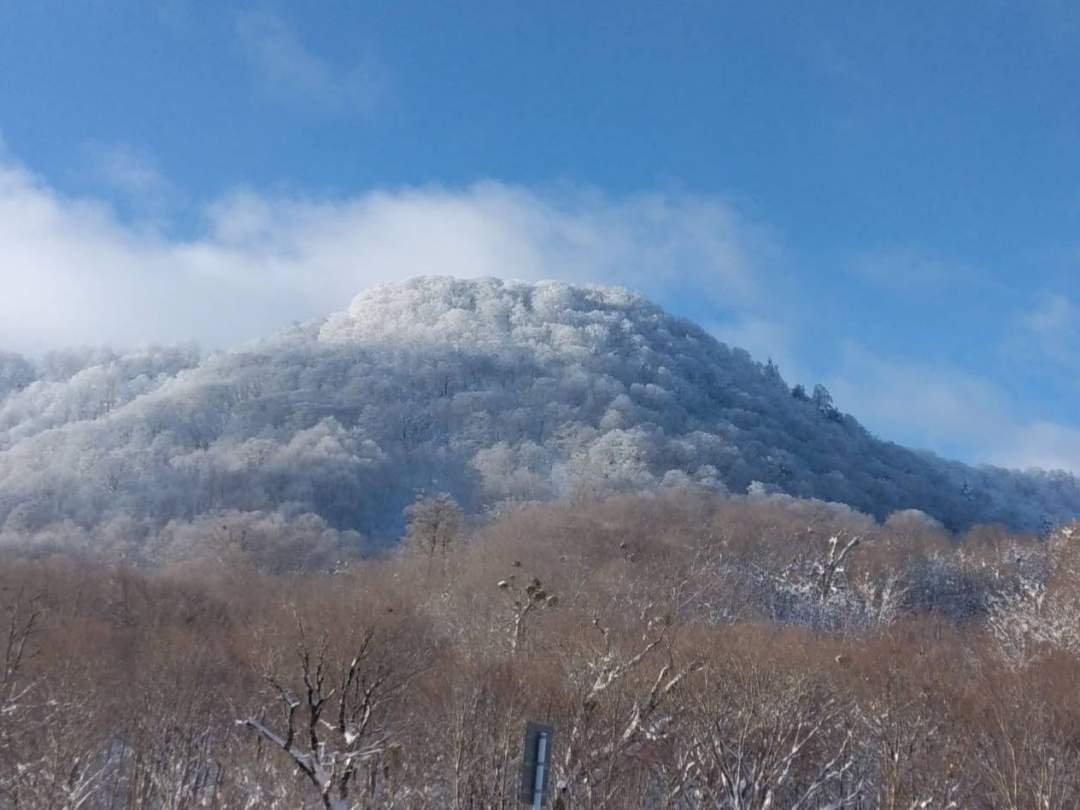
[1,276,1078,556]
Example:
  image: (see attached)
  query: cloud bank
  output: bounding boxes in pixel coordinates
[0,156,769,356]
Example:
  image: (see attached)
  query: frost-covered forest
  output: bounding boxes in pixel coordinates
[6,276,1080,806]
[1,276,1078,562]
[5,490,1080,808]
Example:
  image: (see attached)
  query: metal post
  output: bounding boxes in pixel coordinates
[532,731,548,810]
[520,721,554,807]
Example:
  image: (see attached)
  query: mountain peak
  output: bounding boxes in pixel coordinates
[320,276,659,350]
[0,276,1078,558]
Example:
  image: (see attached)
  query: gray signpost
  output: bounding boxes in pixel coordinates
[519,721,554,808]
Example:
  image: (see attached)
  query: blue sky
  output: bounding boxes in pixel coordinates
[1,0,1079,471]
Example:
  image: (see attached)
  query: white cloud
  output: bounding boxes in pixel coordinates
[234,10,383,114]
[4,144,1071,475]
[992,421,1080,472]
[0,156,766,355]
[825,344,1008,451]
[824,343,1080,473]
[2,148,1073,473]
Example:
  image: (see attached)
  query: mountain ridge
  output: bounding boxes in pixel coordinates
[0,275,1077,558]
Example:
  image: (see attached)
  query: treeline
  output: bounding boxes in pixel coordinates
[4,278,1080,548]
[3,489,1080,808]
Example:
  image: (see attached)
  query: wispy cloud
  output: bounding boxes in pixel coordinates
[825,344,1008,453]
[86,143,174,206]
[993,421,1080,472]
[709,316,801,383]
[1023,292,1075,340]
[1007,291,1080,380]
[849,246,980,291]
[234,10,383,115]
[824,342,1080,472]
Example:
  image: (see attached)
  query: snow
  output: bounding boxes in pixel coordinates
[0,275,1078,559]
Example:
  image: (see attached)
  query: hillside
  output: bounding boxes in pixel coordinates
[0,276,1077,558]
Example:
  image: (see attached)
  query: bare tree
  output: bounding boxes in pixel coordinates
[497,572,558,654]
[404,493,464,578]
[555,617,701,808]
[967,670,1080,810]
[988,525,1080,664]
[0,590,41,805]
[239,619,406,810]
[814,534,862,604]
[405,494,463,558]
[0,590,108,810]
[0,588,38,722]
[685,660,862,809]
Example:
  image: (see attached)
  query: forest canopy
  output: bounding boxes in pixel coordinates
[1,276,1078,563]
[5,490,1080,808]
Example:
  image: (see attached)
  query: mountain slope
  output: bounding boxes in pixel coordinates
[0,276,1077,557]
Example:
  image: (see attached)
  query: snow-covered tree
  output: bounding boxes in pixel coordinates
[0,276,1078,560]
